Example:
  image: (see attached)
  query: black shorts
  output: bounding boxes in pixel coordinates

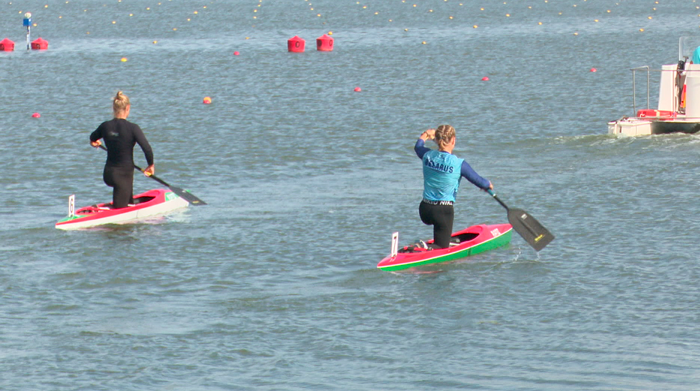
[103,165,134,208]
[419,200,455,249]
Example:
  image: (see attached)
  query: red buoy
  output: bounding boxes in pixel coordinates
[32,112,41,118]
[590,68,597,72]
[0,38,15,52]
[481,76,489,81]
[31,37,49,50]
[354,87,362,92]
[288,36,305,53]
[316,34,334,51]
[233,51,240,56]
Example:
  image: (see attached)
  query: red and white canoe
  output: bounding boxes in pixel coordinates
[377,224,512,272]
[55,188,189,230]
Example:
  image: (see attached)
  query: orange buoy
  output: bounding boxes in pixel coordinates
[316,34,333,51]
[31,37,48,50]
[0,38,15,51]
[287,36,305,53]
[203,96,212,104]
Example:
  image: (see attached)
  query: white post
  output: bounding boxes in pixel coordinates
[23,13,32,51]
[68,195,75,217]
[391,232,399,257]
[658,64,677,112]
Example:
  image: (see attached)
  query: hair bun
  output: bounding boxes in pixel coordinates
[112,91,131,115]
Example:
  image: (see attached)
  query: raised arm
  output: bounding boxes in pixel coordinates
[414,128,435,159]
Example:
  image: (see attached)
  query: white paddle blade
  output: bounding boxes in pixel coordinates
[391,232,399,257]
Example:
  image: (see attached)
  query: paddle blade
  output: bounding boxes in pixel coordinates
[169,185,207,206]
[507,208,554,251]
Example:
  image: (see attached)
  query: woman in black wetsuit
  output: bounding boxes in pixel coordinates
[90,91,155,209]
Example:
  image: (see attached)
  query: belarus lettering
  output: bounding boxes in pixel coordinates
[424,158,454,173]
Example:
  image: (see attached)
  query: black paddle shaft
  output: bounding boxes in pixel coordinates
[97,144,206,205]
[487,190,554,252]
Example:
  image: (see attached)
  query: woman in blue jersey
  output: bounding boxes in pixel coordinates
[415,125,493,249]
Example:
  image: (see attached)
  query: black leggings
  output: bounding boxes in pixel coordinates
[103,165,134,209]
[419,201,455,249]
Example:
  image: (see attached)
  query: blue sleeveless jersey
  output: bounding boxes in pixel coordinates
[422,150,464,202]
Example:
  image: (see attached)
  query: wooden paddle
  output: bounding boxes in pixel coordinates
[487,189,553,251]
[98,145,206,205]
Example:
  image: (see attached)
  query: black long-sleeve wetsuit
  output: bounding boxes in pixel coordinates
[90,119,153,208]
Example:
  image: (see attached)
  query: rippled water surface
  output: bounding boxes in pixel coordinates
[2,0,700,390]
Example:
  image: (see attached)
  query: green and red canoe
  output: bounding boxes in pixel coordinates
[377,224,512,272]
[55,188,189,230]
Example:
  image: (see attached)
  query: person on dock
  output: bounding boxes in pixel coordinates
[414,125,493,249]
[90,91,154,209]
[693,46,700,65]
[679,46,700,111]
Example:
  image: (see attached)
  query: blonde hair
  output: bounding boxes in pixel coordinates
[113,91,130,116]
[434,124,456,150]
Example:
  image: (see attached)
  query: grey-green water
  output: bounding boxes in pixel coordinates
[2,0,700,389]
